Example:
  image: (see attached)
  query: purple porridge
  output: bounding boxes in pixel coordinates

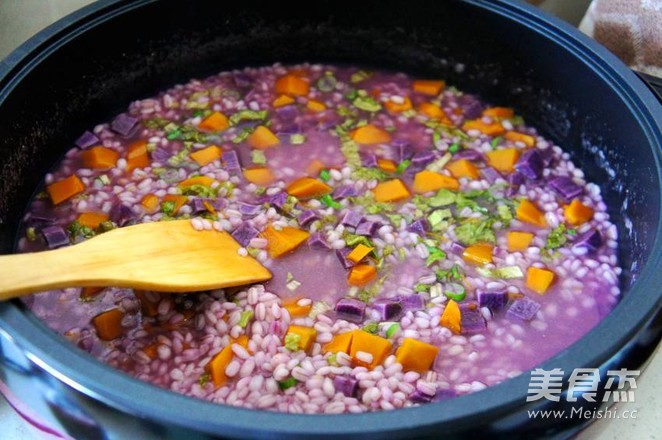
[18,63,621,414]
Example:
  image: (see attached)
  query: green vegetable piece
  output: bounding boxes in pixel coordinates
[353,95,382,112]
[493,266,524,279]
[414,283,429,293]
[428,209,452,231]
[25,227,37,242]
[320,194,342,209]
[546,224,570,250]
[229,109,267,125]
[290,134,306,145]
[278,377,298,390]
[232,127,253,144]
[362,322,379,334]
[350,70,372,83]
[166,129,182,140]
[396,159,411,175]
[198,373,211,386]
[497,204,513,223]
[319,169,331,182]
[429,189,457,207]
[385,323,401,339]
[444,282,466,301]
[327,353,339,366]
[239,310,254,328]
[454,219,496,245]
[449,143,460,154]
[425,248,447,267]
[251,150,267,165]
[427,152,453,172]
[284,333,301,351]
[316,73,337,92]
[491,136,503,149]
[99,220,115,232]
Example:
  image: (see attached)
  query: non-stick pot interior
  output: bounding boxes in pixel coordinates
[0,0,661,438]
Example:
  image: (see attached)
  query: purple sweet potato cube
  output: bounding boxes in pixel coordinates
[110,113,139,136]
[335,298,366,323]
[507,297,541,321]
[355,221,380,237]
[459,304,487,334]
[548,176,583,201]
[231,222,259,247]
[514,149,544,180]
[308,232,331,251]
[74,131,100,149]
[333,375,359,397]
[371,299,403,321]
[335,248,355,269]
[340,210,363,228]
[41,226,70,249]
[297,210,320,226]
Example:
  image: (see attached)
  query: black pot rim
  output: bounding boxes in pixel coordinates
[1,0,662,437]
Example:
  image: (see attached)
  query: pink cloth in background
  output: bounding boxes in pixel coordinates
[579,0,662,78]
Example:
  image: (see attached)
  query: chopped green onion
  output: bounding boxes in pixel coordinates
[95,174,110,186]
[545,224,570,250]
[414,283,429,293]
[319,169,331,182]
[166,129,182,140]
[278,377,298,390]
[433,131,442,146]
[385,323,401,339]
[238,310,254,328]
[443,282,466,301]
[362,322,379,334]
[232,127,253,144]
[396,159,411,175]
[290,134,306,144]
[320,194,342,209]
[448,143,460,154]
[25,227,37,242]
[455,219,496,245]
[428,209,452,230]
[284,333,301,351]
[344,233,374,248]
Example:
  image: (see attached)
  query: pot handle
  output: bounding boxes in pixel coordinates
[634,70,662,103]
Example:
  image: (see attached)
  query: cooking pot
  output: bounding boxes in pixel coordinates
[1,0,662,438]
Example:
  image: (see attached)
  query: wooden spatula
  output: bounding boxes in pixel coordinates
[0,220,272,300]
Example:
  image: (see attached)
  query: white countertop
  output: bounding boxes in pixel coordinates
[0,1,660,439]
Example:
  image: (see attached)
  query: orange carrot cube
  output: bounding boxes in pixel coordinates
[92,308,124,341]
[564,199,594,226]
[347,243,374,263]
[446,159,481,180]
[77,212,109,229]
[46,174,85,205]
[140,193,160,213]
[516,199,548,227]
[482,107,514,118]
[462,119,506,137]
[395,338,440,372]
[505,130,536,147]
[178,175,215,189]
[161,194,187,215]
[440,299,461,334]
[273,94,295,107]
[372,178,411,202]
[243,167,275,186]
[275,74,310,97]
[247,125,280,149]
[348,264,377,286]
[507,231,534,252]
[412,170,459,193]
[323,331,354,355]
[412,80,445,96]
[350,329,392,369]
[206,345,234,387]
[526,267,555,295]
[262,225,310,258]
[307,99,326,113]
[190,145,222,166]
[286,177,332,199]
[81,146,120,169]
[198,112,229,132]
[126,140,150,172]
[384,96,413,113]
[486,148,521,173]
[463,244,494,265]
[377,158,397,173]
[350,124,392,145]
[286,325,317,354]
